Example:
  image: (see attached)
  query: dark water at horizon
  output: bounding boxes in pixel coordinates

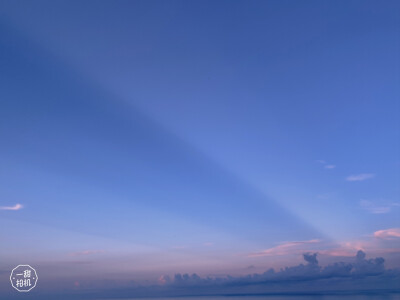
[105,295,400,300]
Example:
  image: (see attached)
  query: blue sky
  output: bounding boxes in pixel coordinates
[0,0,399,297]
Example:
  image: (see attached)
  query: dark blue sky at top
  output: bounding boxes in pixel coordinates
[0,0,399,297]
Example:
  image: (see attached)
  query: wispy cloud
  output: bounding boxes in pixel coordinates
[249,228,400,259]
[249,239,321,257]
[316,160,336,170]
[69,250,105,256]
[0,203,23,211]
[346,173,375,182]
[360,200,398,214]
[319,240,369,257]
[319,229,400,257]
[374,228,400,240]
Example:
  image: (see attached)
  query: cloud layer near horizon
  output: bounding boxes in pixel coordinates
[163,250,388,287]
[1,247,399,300]
[64,250,399,299]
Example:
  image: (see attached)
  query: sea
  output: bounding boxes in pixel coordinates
[105,295,400,300]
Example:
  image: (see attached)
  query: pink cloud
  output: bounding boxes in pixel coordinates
[374,228,400,240]
[319,249,355,257]
[319,241,368,257]
[0,203,23,210]
[158,275,170,285]
[249,229,400,260]
[249,239,321,257]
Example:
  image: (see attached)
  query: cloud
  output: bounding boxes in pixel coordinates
[356,249,366,260]
[346,173,375,182]
[319,240,368,257]
[316,160,336,170]
[28,251,400,298]
[249,239,321,257]
[303,252,318,264]
[0,203,23,210]
[250,230,400,260]
[359,200,396,214]
[374,228,400,240]
[317,229,400,258]
[158,275,171,285]
[69,250,105,256]
[163,251,393,293]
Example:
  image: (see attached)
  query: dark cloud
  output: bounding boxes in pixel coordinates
[162,250,398,294]
[356,250,366,260]
[303,252,318,265]
[80,251,398,298]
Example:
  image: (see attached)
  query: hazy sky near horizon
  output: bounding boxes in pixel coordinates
[0,0,399,296]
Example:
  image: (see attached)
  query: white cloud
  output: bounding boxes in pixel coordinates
[346,173,375,182]
[0,203,23,211]
[316,160,336,170]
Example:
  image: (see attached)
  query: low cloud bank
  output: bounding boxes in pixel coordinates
[5,250,397,299]
[164,250,389,289]
[98,250,399,297]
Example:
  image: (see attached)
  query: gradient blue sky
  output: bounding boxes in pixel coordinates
[0,0,399,297]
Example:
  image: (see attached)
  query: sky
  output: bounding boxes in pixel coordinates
[0,0,399,298]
